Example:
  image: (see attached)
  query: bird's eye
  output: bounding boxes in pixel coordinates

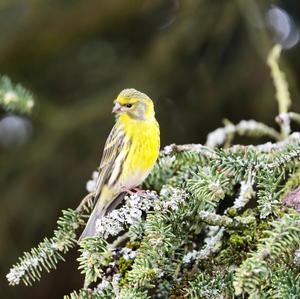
[126,104,132,108]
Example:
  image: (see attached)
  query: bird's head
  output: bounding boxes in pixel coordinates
[112,88,155,121]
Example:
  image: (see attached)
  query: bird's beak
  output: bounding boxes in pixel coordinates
[112,102,122,114]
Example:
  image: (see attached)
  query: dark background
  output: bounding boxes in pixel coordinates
[1,1,300,298]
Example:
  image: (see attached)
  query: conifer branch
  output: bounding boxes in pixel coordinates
[6,41,300,298]
[184,272,233,299]
[78,237,108,287]
[267,44,291,115]
[206,119,281,148]
[0,75,34,114]
[233,212,300,297]
[6,209,83,286]
[198,211,233,227]
[6,193,95,286]
[270,267,300,298]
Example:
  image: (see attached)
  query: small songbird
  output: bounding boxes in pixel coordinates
[79,89,160,240]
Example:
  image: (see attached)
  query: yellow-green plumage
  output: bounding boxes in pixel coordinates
[122,117,160,172]
[79,89,160,241]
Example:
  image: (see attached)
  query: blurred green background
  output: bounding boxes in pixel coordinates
[1,0,300,298]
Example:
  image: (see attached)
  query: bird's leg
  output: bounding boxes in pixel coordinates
[131,187,148,197]
[121,187,148,197]
[132,187,143,192]
[120,187,136,196]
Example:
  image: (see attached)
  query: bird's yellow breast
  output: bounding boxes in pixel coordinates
[120,115,160,174]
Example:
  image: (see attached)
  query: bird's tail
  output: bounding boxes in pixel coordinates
[78,188,125,242]
[78,199,105,242]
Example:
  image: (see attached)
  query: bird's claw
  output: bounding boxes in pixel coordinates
[121,187,148,197]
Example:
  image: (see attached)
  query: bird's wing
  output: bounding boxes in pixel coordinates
[94,123,127,196]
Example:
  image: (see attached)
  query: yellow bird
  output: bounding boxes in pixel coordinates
[79,89,160,240]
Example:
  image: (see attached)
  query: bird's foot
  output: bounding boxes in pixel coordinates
[121,187,148,197]
[121,187,136,196]
[132,187,149,197]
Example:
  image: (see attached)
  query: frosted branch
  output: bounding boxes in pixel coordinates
[267,44,291,114]
[206,120,281,148]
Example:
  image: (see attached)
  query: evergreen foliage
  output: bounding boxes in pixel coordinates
[0,75,34,114]
[7,209,83,286]
[6,45,300,298]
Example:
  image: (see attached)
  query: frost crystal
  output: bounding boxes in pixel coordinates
[183,250,198,264]
[183,227,225,264]
[256,132,300,152]
[276,113,291,136]
[162,144,174,155]
[159,155,176,168]
[112,273,121,298]
[197,227,224,260]
[206,125,235,148]
[95,192,158,238]
[94,186,186,239]
[233,179,255,209]
[97,278,110,292]
[293,249,300,266]
[96,217,123,238]
[157,186,187,211]
[122,248,137,260]
[6,266,25,285]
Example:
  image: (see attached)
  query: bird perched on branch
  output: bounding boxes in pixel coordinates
[79,89,160,241]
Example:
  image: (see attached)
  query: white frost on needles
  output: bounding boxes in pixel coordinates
[122,247,137,260]
[256,132,300,152]
[182,250,198,264]
[95,191,158,239]
[206,124,235,148]
[6,244,56,285]
[157,186,187,211]
[233,178,255,209]
[6,266,25,285]
[206,119,282,148]
[183,227,225,264]
[293,249,300,267]
[95,186,187,239]
[96,278,111,292]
